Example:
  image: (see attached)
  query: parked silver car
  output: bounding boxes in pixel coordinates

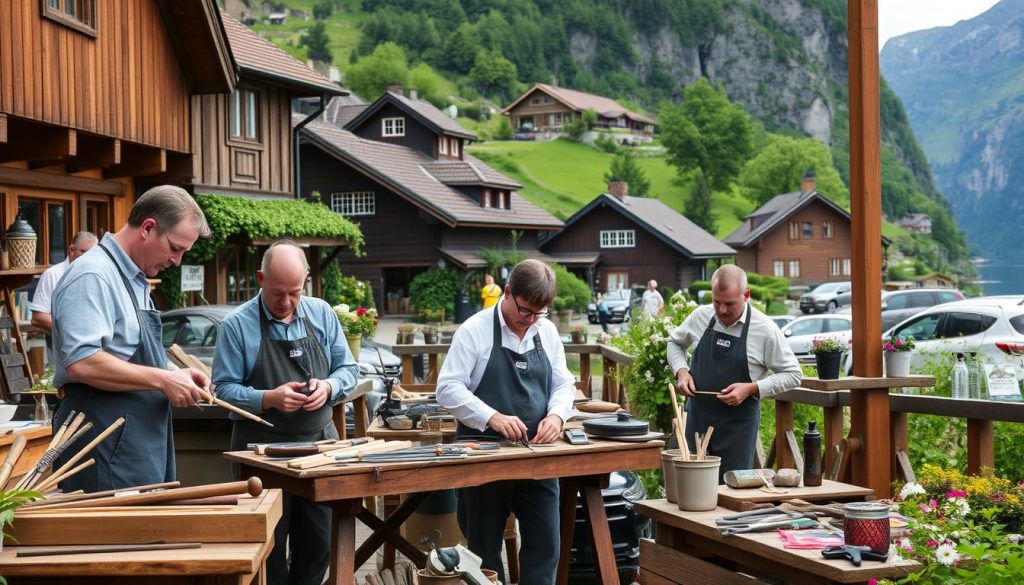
[780,314,853,363]
[799,282,852,314]
[834,288,965,330]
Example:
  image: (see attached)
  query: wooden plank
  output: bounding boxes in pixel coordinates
[640,539,754,585]
[0,166,125,196]
[890,411,908,482]
[822,405,844,475]
[0,114,6,144]
[717,479,873,512]
[774,400,794,469]
[0,1,12,113]
[800,375,933,391]
[966,418,994,475]
[0,127,76,163]
[785,429,804,475]
[11,0,23,115]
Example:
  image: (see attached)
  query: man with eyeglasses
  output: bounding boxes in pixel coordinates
[50,185,212,493]
[437,259,576,585]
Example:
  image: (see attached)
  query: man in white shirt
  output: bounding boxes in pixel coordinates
[437,259,575,585]
[30,230,98,333]
[642,279,664,317]
[667,264,801,481]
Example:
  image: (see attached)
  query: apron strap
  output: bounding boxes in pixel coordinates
[97,243,143,311]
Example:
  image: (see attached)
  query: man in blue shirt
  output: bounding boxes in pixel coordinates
[52,185,212,493]
[212,241,358,585]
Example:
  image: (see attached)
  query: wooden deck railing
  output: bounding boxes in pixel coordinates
[388,341,1017,485]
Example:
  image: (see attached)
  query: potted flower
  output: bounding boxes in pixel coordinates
[810,336,846,380]
[396,323,417,345]
[334,304,378,361]
[570,324,588,344]
[421,325,439,345]
[882,334,915,378]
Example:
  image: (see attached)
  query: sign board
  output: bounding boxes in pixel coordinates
[985,363,1022,401]
[180,265,204,292]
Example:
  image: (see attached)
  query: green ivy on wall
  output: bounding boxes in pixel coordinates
[157,194,364,308]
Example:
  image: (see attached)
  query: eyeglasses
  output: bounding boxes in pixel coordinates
[510,295,549,320]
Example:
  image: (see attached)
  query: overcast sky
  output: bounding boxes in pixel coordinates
[879,0,1002,48]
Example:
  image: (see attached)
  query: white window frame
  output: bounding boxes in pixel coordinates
[530,97,541,105]
[483,190,492,208]
[789,221,800,240]
[822,221,833,239]
[331,191,376,216]
[842,258,852,276]
[599,229,636,249]
[830,258,841,276]
[382,117,405,137]
[773,261,785,277]
[438,137,448,155]
[451,138,460,157]
[788,260,801,278]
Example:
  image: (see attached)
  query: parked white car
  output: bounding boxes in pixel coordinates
[780,314,854,363]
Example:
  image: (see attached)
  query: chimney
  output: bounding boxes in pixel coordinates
[608,180,629,200]
[409,89,418,100]
[387,84,403,95]
[800,170,816,195]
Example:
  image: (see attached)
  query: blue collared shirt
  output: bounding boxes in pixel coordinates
[211,292,359,418]
[52,235,153,386]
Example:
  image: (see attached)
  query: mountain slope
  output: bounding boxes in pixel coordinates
[880,0,1024,260]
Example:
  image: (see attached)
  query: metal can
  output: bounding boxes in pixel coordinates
[843,502,891,554]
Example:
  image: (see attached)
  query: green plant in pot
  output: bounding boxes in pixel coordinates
[421,325,439,344]
[570,324,588,344]
[810,336,847,380]
[397,324,417,345]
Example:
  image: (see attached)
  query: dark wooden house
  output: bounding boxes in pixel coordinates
[540,182,735,292]
[723,175,889,286]
[299,91,565,312]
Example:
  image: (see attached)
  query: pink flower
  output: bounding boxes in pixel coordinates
[356,307,367,316]
[869,580,878,585]
[885,342,894,351]
[927,539,938,548]
[946,489,967,499]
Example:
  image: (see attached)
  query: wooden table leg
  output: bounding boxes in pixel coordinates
[555,478,579,585]
[328,499,362,585]
[354,491,430,568]
[580,481,618,584]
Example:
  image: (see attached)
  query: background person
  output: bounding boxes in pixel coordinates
[480,273,502,309]
[596,291,610,332]
[642,279,664,317]
[51,186,211,493]
[437,259,575,585]
[212,241,358,585]
[666,265,801,481]
[30,231,98,334]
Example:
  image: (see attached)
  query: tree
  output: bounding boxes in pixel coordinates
[301,20,332,64]
[469,49,517,100]
[493,116,513,141]
[660,79,754,191]
[605,151,651,197]
[343,42,410,100]
[581,108,598,130]
[443,23,482,74]
[312,1,333,20]
[408,63,447,107]
[683,170,718,235]
[738,134,850,206]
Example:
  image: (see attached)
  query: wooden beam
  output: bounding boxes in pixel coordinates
[0,166,125,196]
[64,137,121,172]
[0,114,7,144]
[103,147,165,179]
[966,419,994,476]
[0,128,76,163]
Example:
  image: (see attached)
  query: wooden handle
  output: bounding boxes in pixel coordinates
[0,435,27,489]
[38,418,123,492]
[20,481,180,509]
[667,383,689,460]
[34,458,96,494]
[16,542,203,557]
[194,387,274,427]
[28,477,263,510]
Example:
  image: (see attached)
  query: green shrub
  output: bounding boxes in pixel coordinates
[321,261,375,309]
[549,263,591,312]
[594,132,620,154]
[409,268,461,320]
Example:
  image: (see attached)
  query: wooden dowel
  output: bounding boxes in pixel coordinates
[22,422,94,490]
[21,481,180,509]
[195,387,274,427]
[34,458,96,495]
[666,383,689,460]
[31,477,263,510]
[56,412,87,449]
[37,418,123,491]
[46,411,78,452]
[0,435,27,489]
[702,426,715,460]
[16,542,202,557]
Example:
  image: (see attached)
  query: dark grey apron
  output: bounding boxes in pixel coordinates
[229,299,335,585]
[684,305,759,483]
[456,309,559,585]
[53,242,172,493]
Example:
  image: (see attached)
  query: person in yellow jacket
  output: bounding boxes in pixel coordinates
[480,274,502,309]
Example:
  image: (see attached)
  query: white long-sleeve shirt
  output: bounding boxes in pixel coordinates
[437,305,576,432]
[667,303,802,399]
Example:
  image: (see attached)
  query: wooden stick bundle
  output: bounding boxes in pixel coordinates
[693,426,714,461]
[17,417,95,491]
[23,417,123,492]
[20,477,263,511]
[34,458,95,494]
[666,383,689,460]
[0,435,27,489]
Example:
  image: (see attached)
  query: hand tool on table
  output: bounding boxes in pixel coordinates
[21,481,180,509]
[260,437,373,457]
[519,435,536,452]
[821,544,888,566]
[288,440,413,469]
[16,542,203,558]
[19,477,263,511]
[719,516,819,536]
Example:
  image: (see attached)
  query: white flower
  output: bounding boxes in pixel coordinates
[934,543,957,566]
[898,537,913,551]
[650,334,661,343]
[1008,534,1023,544]
[899,482,926,500]
[335,303,350,314]
[687,300,698,308]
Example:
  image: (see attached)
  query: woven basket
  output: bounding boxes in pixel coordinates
[6,238,35,269]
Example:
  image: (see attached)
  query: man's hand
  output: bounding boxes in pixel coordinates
[301,378,330,412]
[717,382,759,406]
[264,381,309,413]
[159,369,206,408]
[675,369,696,398]
[533,414,563,444]
[487,412,528,442]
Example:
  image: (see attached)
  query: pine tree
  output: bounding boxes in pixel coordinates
[684,170,717,235]
[604,151,651,197]
[301,21,332,64]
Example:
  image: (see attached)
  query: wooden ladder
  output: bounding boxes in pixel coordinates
[0,285,32,401]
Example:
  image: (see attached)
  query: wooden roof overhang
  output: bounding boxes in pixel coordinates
[157,0,235,95]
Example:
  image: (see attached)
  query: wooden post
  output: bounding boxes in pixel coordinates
[579,350,592,398]
[823,404,844,476]
[602,355,617,405]
[847,0,889,497]
[966,419,995,475]
[775,401,795,470]
[890,411,909,481]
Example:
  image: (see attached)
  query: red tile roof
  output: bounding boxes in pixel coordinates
[220,12,344,95]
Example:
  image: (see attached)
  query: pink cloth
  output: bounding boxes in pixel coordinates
[777,529,844,550]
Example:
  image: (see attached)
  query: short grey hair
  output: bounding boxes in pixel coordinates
[711,264,747,291]
[261,240,310,272]
[507,259,556,307]
[127,185,210,238]
[71,231,97,246]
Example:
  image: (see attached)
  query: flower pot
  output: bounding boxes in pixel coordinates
[423,332,439,344]
[884,351,912,377]
[815,351,843,380]
[660,448,683,503]
[553,309,573,334]
[345,333,361,362]
[673,455,721,511]
[570,331,587,344]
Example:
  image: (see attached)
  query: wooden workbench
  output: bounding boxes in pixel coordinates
[636,499,918,585]
[227,438,662,585]
[717,479,875,511]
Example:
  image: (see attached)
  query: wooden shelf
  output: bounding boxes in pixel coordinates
[800,375,935,391]
[0,267,46,277]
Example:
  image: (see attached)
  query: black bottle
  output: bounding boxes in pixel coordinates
[803,420,823,487]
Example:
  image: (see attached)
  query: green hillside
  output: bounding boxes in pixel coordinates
[468,139,754,238]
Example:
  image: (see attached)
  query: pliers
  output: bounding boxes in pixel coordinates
[821,545,888,567]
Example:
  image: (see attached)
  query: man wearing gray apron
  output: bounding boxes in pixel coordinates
[51,185,212,492]
[438,259,576,585]
[668,265,802,482]
[212,242,358,585]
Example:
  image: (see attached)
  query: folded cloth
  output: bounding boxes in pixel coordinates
[777,529,844,550]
